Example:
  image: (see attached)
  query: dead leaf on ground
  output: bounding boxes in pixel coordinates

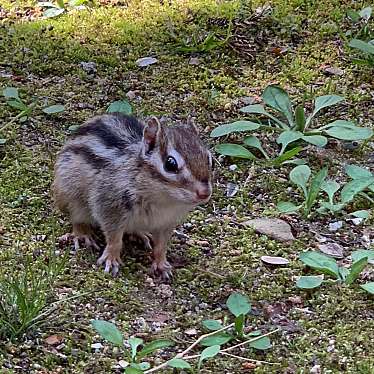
[261,256,290,265]
[244,218,295,242]
[317,242,344,258]
[242,362,257,370]
[136,57,158,67]
[45,335,63,345]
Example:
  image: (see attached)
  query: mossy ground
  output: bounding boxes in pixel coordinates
[0,1,373,373]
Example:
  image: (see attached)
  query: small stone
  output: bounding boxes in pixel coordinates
[329,221,343,231]
[229,164,238,171]
[324,66,344,76]
[185,328,197,336]
[310,364,321,374]
[226,182,239,197]
[118,360,129,368]
[126,91,136,100]
[240,96,258,105]
[91,343,103,350]
[350,218,363,226]
[317,242,344,258]
[189,57,200,65]
[80,61,97,74]
[244,218,295,242]
[136,57,158,67]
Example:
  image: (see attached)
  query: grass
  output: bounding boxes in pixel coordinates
[1,0,374,372]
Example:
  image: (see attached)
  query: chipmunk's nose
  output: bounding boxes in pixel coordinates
[195,185,211,201]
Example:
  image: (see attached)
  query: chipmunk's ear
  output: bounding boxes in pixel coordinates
[143,116,162,153]
[187,116,199,134]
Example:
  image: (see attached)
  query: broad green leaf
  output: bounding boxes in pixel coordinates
[290,165,311,198]
[295,105,306,131]
[168,358,192,369]
[239,104,288,129]
[347,9,360,22]
[234,314,245,336]
[243,136,269,158]
[202,320,224,331]
[345,164,372,179]
[345,257,368,285]
[137,339,174,358]
[319,120,359,130]
[128,337,143,360]
[215,144,256,159]
[277,201,301,213]
[361,282,374,294]
[305,167,328,212]
[44,7,65,17]
[198,345,220,369]
[249,336,272,350]
[339,267,350,282]
[42,104,65,114]
[247,330,262,337]
[125,368,143,374]
[226,293,251,317]
[321,180,340,204]
[349,39,374,55]
[210,120,260,137]
[3,87,19,99]
[359,6,372,20]
[299,251,340,278]
[319,201,345,213]
[271,146,302,166]
[138,362,151,370]
[296,275,324,289]
[7,100,28,111]
[200,333,232,347]
[307,95,344,125]
[91,320,123,347]
[68,124,80,132]
[350,210,370,219]
[277,130,302,154]
[262,85,294,126]
[107,100,132,115]
[340,177,374,203]
[301,135,327,147]
[351,250,374,263]
[324,126,373,140]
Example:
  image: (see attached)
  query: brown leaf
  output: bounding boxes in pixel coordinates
[45,335,63,345]
[317,242,344,258]
[261,256,290,265]
[242,362,257,370]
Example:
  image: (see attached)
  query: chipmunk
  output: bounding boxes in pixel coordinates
[52,113,213,279]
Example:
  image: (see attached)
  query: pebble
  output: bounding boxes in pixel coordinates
[80,61,97,74]
[329,221,343,231]
[229,164,238,171]
[126,91,136,100]
[91,343,103,350]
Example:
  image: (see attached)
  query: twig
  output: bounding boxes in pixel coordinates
[144,323,234,373]
[220,351,280,365]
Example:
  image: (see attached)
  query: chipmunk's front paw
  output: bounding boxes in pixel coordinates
[150,260,172,281]
[97,249,123,276]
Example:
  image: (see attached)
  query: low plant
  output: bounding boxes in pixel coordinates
[210,85,372,160]
[107,99,133,115]
[296,250,374,295]
[0,249,68,339]
[92,293,278,373]
[38,0,89,18]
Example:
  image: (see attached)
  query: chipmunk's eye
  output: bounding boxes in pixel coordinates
[164,156,179,173]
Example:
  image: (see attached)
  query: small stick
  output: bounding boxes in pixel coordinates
[220,351,280,365]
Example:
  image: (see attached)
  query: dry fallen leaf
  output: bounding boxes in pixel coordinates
[45,335,63,345]
[242,361,257,370]
[261,256,290,265]
[317,242,344,258]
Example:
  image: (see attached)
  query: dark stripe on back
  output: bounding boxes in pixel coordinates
[72,114,143,152]
[61,144,110,170]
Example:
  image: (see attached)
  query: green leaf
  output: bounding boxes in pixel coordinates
[295,105,306,131]
[138,362,151,370]
[305,167,328,212]
[200,333,232,347]
[349,39,374,55]
[57,0,65,7]
[210,120,260,137]
[345,257,368,285]
[319,201,345,213]
[307,95,344,125]
[351,250,374,263]
[277,201,301,213]
[128,337,143,360]
[277,130,302,154]
[262,85,294,126]
[296,275,324,289]
[339,267,350,282]
[226,293,251,317]
[202,320,224,331]
[215,144,256,159]
[239,104,288,129]
[247,330,262,337]
[319,120,359,130]
[345,164,373,179]
[271,146,302,166]
[125,368,143,374]
[243,136,269,158]
[324,126,373,141]
[290,165,311,198]
[137,339,174,358]
[107,100,132,115]
[321,180,340,204]
[168,358,192,369]
[249,336,272,350]
[350,210,370,219]
[44,7,65,17]
[347,9,360,22]
[359,6,372,20]
[301,135,327,147]
[361,282,374,294]
[7,100,28,111]
[198,345,220,369]
[234,314,245,336]
[42,104,65,114]
[340,177,374,203]
[299,251,340,278]
[3,87,19,99]
[91,320,124,347]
